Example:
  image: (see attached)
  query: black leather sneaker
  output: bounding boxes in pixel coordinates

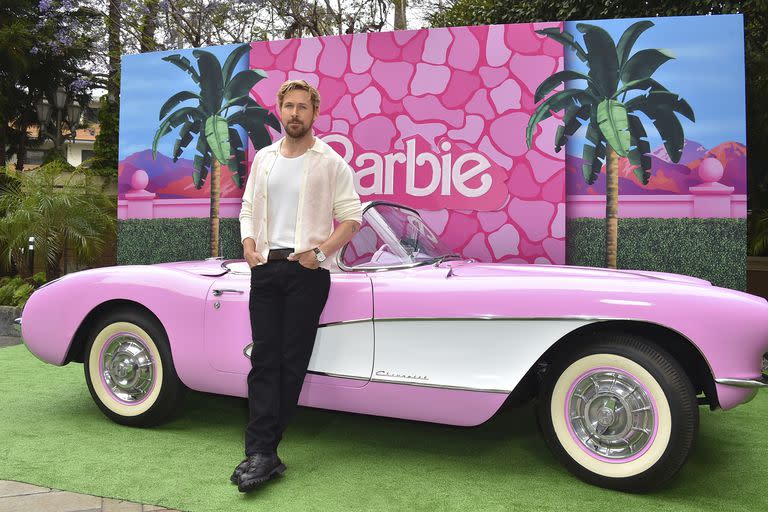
[230,459,249,484]
[231,455,289,484]
[237,453,286,492]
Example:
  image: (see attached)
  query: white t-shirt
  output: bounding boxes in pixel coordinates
[267,153,305,249]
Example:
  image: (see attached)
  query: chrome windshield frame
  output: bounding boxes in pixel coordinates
[337,201,454,273]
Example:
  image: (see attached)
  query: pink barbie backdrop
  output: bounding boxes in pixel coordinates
[118,15,746,268]
[119,24,567,265]
[246,25,566,264]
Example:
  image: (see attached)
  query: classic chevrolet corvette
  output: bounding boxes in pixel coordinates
[17,202,768,492]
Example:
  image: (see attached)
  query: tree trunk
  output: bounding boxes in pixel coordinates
[62,237,68,275]
[605,147,619,269]
[0,119,6,166]
[107,0,121,103]
[139,0,159,52]
[210,157,221,258]
[46,249,61,280]
[393,0,407,30]
[46,260,60,280]
[14,122,26,171]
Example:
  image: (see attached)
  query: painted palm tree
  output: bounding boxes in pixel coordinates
[526,21,695,268]
[152,43,281,258]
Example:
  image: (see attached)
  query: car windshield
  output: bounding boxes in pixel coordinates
[340,203,456,269]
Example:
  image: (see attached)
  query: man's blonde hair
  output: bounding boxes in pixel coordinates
[276,80,321,112]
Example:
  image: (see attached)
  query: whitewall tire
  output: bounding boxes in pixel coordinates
[83,309,184,426]
[538,333,698,492]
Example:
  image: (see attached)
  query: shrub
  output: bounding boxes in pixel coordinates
[0,163,115,279]
[0,273,46,309]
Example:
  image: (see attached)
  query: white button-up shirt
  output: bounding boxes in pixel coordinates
[239,136,363,267]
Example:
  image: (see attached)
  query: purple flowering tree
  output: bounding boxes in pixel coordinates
[0,0,98,168]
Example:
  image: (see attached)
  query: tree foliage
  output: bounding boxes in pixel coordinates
[91,94,119,172]
[0,162,115,279]
[0,1,99,167]
[88,0,400,66]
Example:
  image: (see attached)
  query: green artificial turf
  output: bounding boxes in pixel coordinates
[1,344,766,512]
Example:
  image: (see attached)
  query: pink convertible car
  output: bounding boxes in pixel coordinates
[17,202,768,492]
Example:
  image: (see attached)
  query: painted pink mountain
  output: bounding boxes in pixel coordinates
[118,149,243,199]
[567,140,746,195]
[651,139,708,166]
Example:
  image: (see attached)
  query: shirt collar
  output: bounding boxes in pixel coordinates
[264,135,327,155]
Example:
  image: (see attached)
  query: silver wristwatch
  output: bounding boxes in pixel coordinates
[313,247,326,263]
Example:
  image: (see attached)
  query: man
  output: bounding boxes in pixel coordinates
[234,79,362,493]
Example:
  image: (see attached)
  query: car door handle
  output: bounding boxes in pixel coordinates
[212,289,244,296]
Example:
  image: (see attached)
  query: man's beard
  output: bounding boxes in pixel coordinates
[283,120,312,140]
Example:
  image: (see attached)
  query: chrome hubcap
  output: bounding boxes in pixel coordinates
[101,335,154,402]
[568,370,655,459]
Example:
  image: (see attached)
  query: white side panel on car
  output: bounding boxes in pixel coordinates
[308,321,374,380]
[372,319,595,392]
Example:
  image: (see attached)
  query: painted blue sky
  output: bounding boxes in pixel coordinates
[118,44,248,161]
[563,14,746,156]
[118,15,746,163]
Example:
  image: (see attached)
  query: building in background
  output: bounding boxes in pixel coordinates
[5,99,100,170]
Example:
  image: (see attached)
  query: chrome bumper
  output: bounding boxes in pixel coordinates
[13,317,21,335]
[715,376,768,388]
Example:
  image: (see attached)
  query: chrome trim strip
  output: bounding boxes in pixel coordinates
[715,377,768,389]
[306,370,370,381]
[366,200,421,216]
[369,378,510,394]
[337,253,434,273]
[305,370,510,393]
[371,316,607,322]
[318,318,372,327]
[13,317,21,335]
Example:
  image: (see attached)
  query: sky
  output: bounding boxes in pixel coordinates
[563,14,746,155]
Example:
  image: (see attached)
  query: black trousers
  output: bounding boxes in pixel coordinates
[245,259,331,455]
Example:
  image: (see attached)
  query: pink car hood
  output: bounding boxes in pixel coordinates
[447,262,713,286]
[154,260,229,277]
[155,259,714,287]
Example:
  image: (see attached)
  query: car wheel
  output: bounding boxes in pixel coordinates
[83,309,184,427]
[537,333,698,492]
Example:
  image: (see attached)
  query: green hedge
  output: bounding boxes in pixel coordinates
[119,217,747,290]
[567,218,746,290]
[117,218,243,264]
